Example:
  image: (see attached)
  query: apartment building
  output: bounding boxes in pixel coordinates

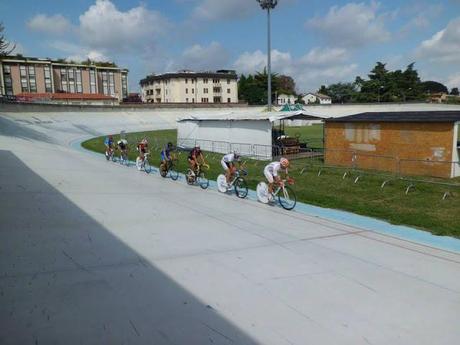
[140,70,238,104]
[0,56,129,102]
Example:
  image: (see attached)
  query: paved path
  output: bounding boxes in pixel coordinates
[1,112,459,345]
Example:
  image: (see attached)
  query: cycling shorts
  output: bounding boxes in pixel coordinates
[264,167,274,183]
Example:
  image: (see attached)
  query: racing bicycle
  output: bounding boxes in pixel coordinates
[217,169,248,198]
[185,163,209,189]
[136,152,152,174]
[256,178,297,210]
[160,154,179,180]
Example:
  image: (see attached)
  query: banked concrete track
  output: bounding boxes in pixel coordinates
[0,111,459,345]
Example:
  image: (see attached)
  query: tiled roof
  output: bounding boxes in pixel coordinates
[326,111,460,123]
[17,93,117,100]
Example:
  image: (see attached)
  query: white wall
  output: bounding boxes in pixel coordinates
[452,122,460,177]
[177,120,272,159]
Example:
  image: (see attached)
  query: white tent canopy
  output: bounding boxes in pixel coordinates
[177,110,327,159]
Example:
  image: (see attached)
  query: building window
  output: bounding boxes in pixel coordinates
[109,72,115,96]
[203,78,208,84]
[185,78,188,84]
[192,88,194,94]
[228,98,231,103]
[186,98,189,103]
[60,69,68,92]
[213,87,221,93]
[20,66,28,92]
[192,98,195,103]
[214,96,221,103]
[191,79,195,84]
[76,69,82,93]
[3,65,13,95]
[121,73,128,99]
[227,88,231,94]
[90,69,96,94]
[204,88,208,94]
[44,66,52,93]
[28,66,37,93]
[68,68,75,93]
[186,88,188,94]
[213,78,219,84]
[102,71,108,95]
[227,79,231,84]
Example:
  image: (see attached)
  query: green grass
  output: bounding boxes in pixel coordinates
[284,124,324,148]
[82,129,460,238]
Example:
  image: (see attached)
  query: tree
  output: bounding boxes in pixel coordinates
[325,82,358,103]
[421,81,448,94]
[277,75,296,95]
[451,87,459,96]
[317,85,329,95]
[0,22,15,56]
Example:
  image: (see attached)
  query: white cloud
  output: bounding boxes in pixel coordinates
[416,17,460,62]
[49,41,109,62]
[233,48,357,92]
[306,1,390,47]
[175,42,230,71]
[27,14,72,35]
[300,47,349,66]
[191,0,257,21]
[446,73,460,88]
[78,0,170,53]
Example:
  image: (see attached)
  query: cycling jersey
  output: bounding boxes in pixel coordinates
[188,148,201,160]
[104,137,114,147]
[161,146,172,160]
[265,162,282,176]
[137,143,148,153]
[117,139,128,150]
[222,153,238,163]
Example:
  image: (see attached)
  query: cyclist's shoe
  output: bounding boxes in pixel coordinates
[268,194,274,202]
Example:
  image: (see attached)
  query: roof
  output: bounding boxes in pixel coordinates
[325,111,460,123]
[140,71,238,85]
[303,93,331,100]
[17,93,118,101]
[177,110,328,123]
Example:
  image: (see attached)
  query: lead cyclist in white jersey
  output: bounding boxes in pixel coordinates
[221,151,241,184]
[264,157,290,198]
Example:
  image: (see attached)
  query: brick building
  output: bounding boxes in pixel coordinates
[0,56,128,102]
[324,111,460,178]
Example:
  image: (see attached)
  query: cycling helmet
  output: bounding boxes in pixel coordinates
[233,151,241,160]
[195,144,200,149]
[141,138,148,144]
[167,142,173,148]
[280,157,290,168]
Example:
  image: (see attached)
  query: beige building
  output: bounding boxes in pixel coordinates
[0,56,129,101]
[140,70,238,104]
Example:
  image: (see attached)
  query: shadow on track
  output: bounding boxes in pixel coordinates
[0,150,259,345]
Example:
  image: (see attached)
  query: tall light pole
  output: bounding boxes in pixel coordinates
[257,0,278,112]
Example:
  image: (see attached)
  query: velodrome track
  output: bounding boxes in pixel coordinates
[1,111,459,345]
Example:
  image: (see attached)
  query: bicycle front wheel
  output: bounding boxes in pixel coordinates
[144,160,152,174]
[185,169,195,185]
[278,185,296,210]
[169,165,179,181]
[234,177,248,198]
[198,172,209,189]
[159,163,167,178]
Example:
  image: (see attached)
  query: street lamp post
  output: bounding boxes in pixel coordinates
[257,0,278,111]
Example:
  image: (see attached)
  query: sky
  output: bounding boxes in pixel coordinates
[2,0,460,93]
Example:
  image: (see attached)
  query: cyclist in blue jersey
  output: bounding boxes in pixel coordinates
[161,142,174,165]
[104,135,114,159]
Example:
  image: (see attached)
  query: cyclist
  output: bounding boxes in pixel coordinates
[221,151,241,184]
[104,135,114,159]
[188,144,206,173]
[117,138,128,159]
[136,138,149,169]
[161,142,174,168]
[264,157,290,200]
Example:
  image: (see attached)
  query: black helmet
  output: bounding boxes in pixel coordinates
[167,142,173,147]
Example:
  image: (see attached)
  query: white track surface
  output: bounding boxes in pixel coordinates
[1,111,459,345]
